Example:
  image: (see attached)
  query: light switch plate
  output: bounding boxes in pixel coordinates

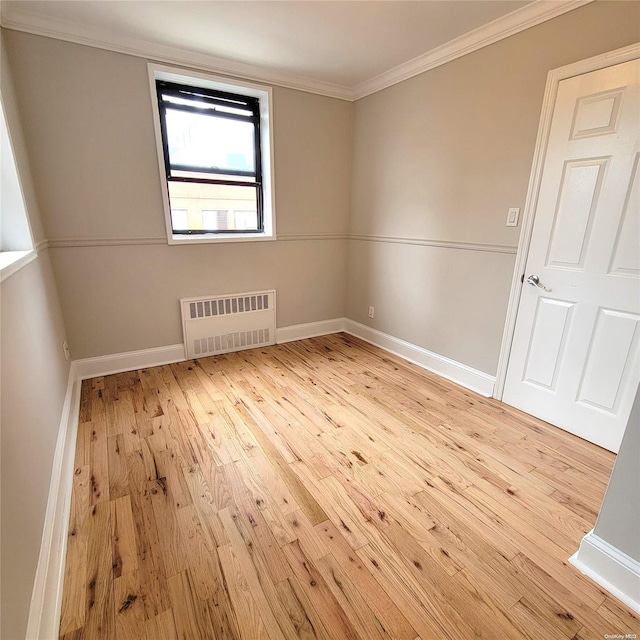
[506,207,520,227]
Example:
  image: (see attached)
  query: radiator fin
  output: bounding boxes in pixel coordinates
[191,328,273,358]
[187,293,270,319]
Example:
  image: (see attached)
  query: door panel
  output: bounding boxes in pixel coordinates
[503,58,640,452]
[546,158,608,268]
[570,88,624,139]
[609,153,640,276]
[577,308,640,413]
[523,298,575,390]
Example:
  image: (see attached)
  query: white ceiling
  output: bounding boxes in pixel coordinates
[1,0,588,99]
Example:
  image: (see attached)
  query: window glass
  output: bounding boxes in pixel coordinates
[170,208,188,231]
[167,182,258,233]
[235,210,259,230]
[202,209,229,231]
[164,109,256,175]
[1,98,33,252]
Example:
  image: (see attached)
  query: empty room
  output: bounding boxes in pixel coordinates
[1,0,639,638]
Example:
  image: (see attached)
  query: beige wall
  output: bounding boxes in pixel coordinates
[50,240,347,358]
[1,254,70,640]
[347,0,640,375]
[4,31,353,359]
[1,33,70,640]
[595,385,640,561]
[347,240,515,371]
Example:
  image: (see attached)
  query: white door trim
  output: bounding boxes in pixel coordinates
[494,41,640,400]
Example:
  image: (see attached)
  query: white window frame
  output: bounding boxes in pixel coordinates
[147,63,276,244]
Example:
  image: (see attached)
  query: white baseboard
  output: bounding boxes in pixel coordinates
[74,343,186,380]
[343,319,496,397]
[73,322,349,379]
[276,318,345,344]
[26,363,82,640]
[570,530,640,615]
[26,317,496,637]
[71,320,495,401]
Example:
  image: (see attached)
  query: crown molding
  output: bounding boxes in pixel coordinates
[1,0,594,102]
[0,9,354,101]
[352,0,594,100]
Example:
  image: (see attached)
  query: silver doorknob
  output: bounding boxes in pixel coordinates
[526,275,551,291]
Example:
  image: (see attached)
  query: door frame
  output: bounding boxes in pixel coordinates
[493,41,640,400]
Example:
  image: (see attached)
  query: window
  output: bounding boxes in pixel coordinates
[0,92,35,282]
[149,65,275,243]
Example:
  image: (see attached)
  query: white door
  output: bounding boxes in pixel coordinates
[503,58,640,453]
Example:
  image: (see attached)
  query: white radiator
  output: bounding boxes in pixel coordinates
[180,290,276,359]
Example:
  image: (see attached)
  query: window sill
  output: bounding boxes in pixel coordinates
[0,249,37,283]
[168,232,276,245]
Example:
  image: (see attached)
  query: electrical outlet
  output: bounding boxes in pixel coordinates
[506,207,520,227]
[368,306,375,319]
[63,340,70,361]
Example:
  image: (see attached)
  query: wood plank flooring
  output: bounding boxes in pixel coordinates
[59,333,639,639]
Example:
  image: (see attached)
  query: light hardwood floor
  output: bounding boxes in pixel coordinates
[59,333,639,640]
